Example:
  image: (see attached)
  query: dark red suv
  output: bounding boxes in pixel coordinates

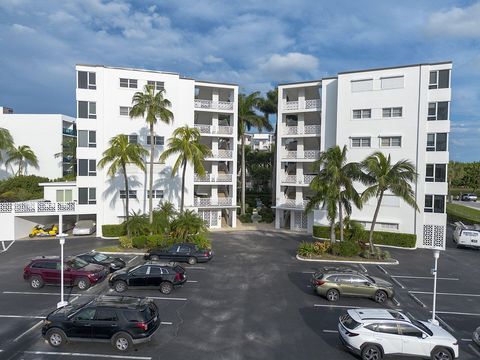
[24,256,108,290]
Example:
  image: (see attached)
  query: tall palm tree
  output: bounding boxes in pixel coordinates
[160,125,211,212]
[130,85,174,223]
[55,137,77,176]
[98,135,148,232]
[0,128,14,162]
[305,146,362,243]
[6,145,39,176]
[361,152,419,253]
[238,92,272,214]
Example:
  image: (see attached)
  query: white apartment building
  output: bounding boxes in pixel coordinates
[274,61,451,249]
[245,133,274,151]
[0,108,76,179]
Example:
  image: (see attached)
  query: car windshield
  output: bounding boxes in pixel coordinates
[404,313,434,336]
[66,257,89,269]
[93,253,109,261]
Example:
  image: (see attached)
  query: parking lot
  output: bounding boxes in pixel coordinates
[0,229,479,359]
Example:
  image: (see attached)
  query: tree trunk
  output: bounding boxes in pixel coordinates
[122,163,130,237]
[338,200,344,242]
[330,220,336,244]
[369,191,384,253]
[18,159,23,176]
[180,160,186,212]
[149,124,154,223]
[241,133,246,215]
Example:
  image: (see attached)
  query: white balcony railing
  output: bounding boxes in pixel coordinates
[207,150,233,159]
[305,99,321,110]
[0,201,76,214]
[283,98,321,111]
[304,125,321,134]
[277,199,310,208]
[194,197,233,206]
[282,150,320,160]
[284,101,299,111]
[194,99,234,111]
[194,173,233,182]
[194,174,212,182]
[194,124,234,135]
[284,125,320,135]
[303,175,316,183]
[282,175,297,183]
[216,173,233,182]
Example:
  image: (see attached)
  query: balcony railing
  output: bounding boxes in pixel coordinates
[283,98,321,111]
[194,99,234,111]
[194,173,233,182]
[0,201,76,214]
[194,124,234,135]
[63,128,77,136]
[277,199,310,208]
[194,197,233,206]
[303,175,316,183]
[284,125,320,135]
[282,150,320,160]
[207,150,233,159]
[305,99,321,110]
[282,175,297,183]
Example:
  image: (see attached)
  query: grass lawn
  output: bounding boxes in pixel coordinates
[446,203,480,224]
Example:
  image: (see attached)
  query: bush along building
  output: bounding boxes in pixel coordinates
[274,62,451,249]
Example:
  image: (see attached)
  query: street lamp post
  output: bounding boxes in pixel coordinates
[430,250,440,325]
[57,234,69,309]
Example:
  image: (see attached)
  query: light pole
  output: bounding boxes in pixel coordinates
[430,250,440,325]
[57,234,69,309]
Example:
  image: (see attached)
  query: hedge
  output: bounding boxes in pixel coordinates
[446,203,480,224]
[313,225,416,248]
[102,224,127,237]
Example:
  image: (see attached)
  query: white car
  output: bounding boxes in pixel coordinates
[453,222,480,248]
[338,308,458,360]
[72,220,96,236]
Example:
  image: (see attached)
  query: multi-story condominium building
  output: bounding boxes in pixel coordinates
[274,61,451,249]
[245,133,275,151]
[0,108,76,179]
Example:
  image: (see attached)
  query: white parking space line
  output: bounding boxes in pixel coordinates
[185,266,206,270]
[13,320,43,342]
[0,315,45,319]
[147,296,187,301]
[461,338,473,342]
[22,351,152,359]
[391,275,459,281]
[186,280,198,283]
[390,277,405,289]
[160,321,173,325]
[3,291,84,297]
[314,304,361,309]
[469,344,480,357]
[377,265,388,275]
[434,310,480,317]
[128,256,138,264]
[358,264,367,273]
[408,292,427,308]
[410,291,480,298]
[323,329,338,333]
[3,291,187,302]
[301,271,315,274]
[392,298,401,306]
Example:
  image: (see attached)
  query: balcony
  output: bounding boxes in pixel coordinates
[281,175,297,184]
[0,201,76,214]
[283,99,321,112]
[206,150,233,159]
[194,197,233,206]
[194,173,233,182]
[63,128,77,136]
[194,124,234,135]
[284,125,321,135]
[282,150,320,160]
[194,99,234,111]
[277,199,310,208]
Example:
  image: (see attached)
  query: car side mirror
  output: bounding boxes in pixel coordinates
[421,333,427,339]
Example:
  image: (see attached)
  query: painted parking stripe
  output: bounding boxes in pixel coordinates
[390,277,405,289]
[301,271,315,274]
[469,344,480,357]
[410,291,480,298]
[186,280,198,283]
[434,310,480,317]
[0,315,45,319]
[3,291,84,297]
[13,320,43,342]
[461,338,473,342]
[314,304,361,309]
[160,321,173,325]
[185,266,206,270]
[147,296,187,301]
[377,265,388,275]
[358,264,367,273]
[22,351,151,359]
[391,275,459,281]
[323,329,338,333]
[128,256,138,264]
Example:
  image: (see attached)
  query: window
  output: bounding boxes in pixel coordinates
[149,266,163,275]
[56,189,73,202]
[119,106,132,116]
[146,136,164,146]
[376,323,399,335]
[147,190,164,199]
[75,308,96,321]
[130,266,147,276]
[95,309,118,322]
[77,71,96,90]
[425,164,447,182]
[78,101,96,119]
[120,190,137,199]
[351,137,371,148]
[380,136,401,147]
[382,107,403,118]
[352,109,371,119]
[128,134,138,144]
[78,130,96,148]
[32,261,57,269]
[381,76,404,90]
[335,275,353,284]
[426,133,448,152]
[119,78,137,88]
[428,102,449,121]
[429,70,450,89]
[351,79,373,92]
[425,195,445,213]
[147,80,165,91]
[78,188,96,204]
[78,159,96,176]
[398,324,423,337]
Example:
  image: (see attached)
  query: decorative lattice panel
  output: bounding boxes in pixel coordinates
[423,224,445,249]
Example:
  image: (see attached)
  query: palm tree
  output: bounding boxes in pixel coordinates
[130,85,174,224]
[55,137,77,176]
[258,89,278,124]
[98,135,148,232]
[0,128,13,162]
[6,145,39,176]
[238,92,273,214]
[160,125,211,212]
[305,146,362,243]
[361,152,419,253]
[170,209,208,241]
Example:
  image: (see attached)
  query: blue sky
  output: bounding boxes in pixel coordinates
[0,0,479,161]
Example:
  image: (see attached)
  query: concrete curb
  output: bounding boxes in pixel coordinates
[296,254,399,265]
[312,236,416,250]
[100,236,120,240]
[98,251,147,256]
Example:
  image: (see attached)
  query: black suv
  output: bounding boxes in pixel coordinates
[145,243,213,265]
[42,295,160,351]
[109,262,186,295]
[77,251,126,273]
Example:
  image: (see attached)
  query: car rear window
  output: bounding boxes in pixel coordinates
[341,314,361,330]
[124,303,158,322]
[174,265,185,274]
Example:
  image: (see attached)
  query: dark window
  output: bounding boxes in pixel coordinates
[425,195,433,212]
[436,133,447,151]
[78,160,96,176]
[78,130,96,148]
[428,102,449,121]
[120,190,137,199]
[78,187,96,204]
[147,136,164,146]
[149,266,163,275]
[75,308,96,321]
[32,261,57,269]
[95,309,118,321]
[128,134,138,144]
[78,101,88,119]
[120,78,137,88]
[178,246,190,254]
[426,164,434,182]
[335,275,352,284]
[438,70,450,88]
[341,314,361,330]
[147,81,164,91]
[130,266,148,276]
[377,323,399,335]
[429,71,437,89]
[398,324,423,337]
[147,190,164,199]
[434,195,445,213]
[78,71,87,89]
[435,164,446,182]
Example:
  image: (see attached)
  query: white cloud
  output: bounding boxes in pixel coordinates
[426,3,480,38]
[257,53,320,81]
[11,23,34,33]
[204,55,224,64]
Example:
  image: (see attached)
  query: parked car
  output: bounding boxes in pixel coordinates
[77,251,126,272]
[23,256,108,290]
[42,295,160,351]
[72,220,96,236]
[145,243,213,265]
[109,262,186,295]
[311,267,394,303]
[473,326,480,347]
[461,193,478,202]
[453,222,480,248]
[338,308,459,360]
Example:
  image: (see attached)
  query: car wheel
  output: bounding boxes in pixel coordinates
[46,328,67,347]
[326,288,340,302]
[30,275,44,289]
[76,277,90,291]
[431,347,452,360]
[362,344,383,360]
[374,290,388,303]
[187,257,197,265]
[112,332,132,352]
[114,281,127,293]
[150,255,159,261]
[160,281,173,295]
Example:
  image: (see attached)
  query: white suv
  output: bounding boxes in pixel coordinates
[338,308,458,360]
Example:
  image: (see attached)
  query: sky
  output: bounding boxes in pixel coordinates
[0,0,479,162]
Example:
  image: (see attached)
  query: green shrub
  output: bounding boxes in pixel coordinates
[331,240,361,257]
[188,233,211,250]
[0,175,49,201]
[238,214,253,223]
[259,207,275,223]
[131,235,147,249]
[102,224,126,237]
[126,211,150,236]
[119,236,133,249]
[297,241,317,257]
